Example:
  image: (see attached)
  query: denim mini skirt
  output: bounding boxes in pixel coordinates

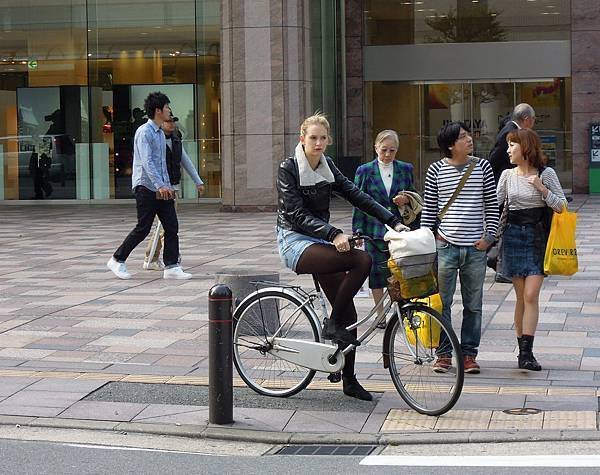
[276,227,330,272]
[502,223,545,278]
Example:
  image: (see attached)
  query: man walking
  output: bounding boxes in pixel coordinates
[421,122,499,374]
[106,91,192,280]
[143,115,205,270]
[489,103,536,184]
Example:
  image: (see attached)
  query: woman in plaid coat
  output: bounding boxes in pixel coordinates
[352,130,419,328]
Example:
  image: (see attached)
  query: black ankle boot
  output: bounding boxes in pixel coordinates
[322,318,360,346]
[518,334,542,371]
[342,375,372,401]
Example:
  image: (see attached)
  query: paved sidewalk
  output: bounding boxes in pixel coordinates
[0,196,598,444]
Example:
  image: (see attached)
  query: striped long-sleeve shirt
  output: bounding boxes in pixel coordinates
[421,156,499,246]
[497,167,566,213]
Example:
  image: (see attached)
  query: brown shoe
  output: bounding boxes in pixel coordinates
[433,355,452,373]
[464,355,480,374]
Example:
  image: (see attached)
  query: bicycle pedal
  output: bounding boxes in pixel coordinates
[327,372,342,383]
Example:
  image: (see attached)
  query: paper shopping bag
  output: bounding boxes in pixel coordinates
[543,207,578,276]
[404,293,442,349]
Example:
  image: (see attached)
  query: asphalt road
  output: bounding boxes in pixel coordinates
[86,381,381,412]
[2,427,600,475]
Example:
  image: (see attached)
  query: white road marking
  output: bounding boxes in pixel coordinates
[63,443,220,456]
[361,455,600,467]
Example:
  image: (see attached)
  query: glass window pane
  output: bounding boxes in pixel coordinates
[368,78,571,190]
[366,0,571,45]
[1,0,87,200]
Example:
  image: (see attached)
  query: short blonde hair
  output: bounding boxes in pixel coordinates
[300,112,332,144]
[374,129,399,148]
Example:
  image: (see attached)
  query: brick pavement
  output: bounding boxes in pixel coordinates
[0,196,598,439]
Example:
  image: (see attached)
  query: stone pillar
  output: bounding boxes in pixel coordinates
[345,0,364,159]
[220,0,311,211]
[571,1,600,193]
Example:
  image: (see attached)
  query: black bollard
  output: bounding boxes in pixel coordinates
[208,284,234,424]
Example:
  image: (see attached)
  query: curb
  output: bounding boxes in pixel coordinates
[2,416,600,446]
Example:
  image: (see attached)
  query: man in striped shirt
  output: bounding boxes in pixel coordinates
[421,122,499,374]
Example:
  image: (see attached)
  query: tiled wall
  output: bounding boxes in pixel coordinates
[220,0,311,210]
[571,0,600,193]
[345,0,364,158]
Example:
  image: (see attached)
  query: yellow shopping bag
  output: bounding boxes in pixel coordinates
[543,207,578,276]
[404,293,442,349]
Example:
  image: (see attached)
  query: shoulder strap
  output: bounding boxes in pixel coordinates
[437,158,478,221]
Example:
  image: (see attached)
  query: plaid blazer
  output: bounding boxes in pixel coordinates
[352,159,416,239]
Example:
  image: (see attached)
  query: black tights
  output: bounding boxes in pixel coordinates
[295,244,372,377]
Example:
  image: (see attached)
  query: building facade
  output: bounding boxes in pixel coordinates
[0,0,221,202]
[1,1,598,206]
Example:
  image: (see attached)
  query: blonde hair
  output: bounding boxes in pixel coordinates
[374,129,399,148]
[300,112,332,144]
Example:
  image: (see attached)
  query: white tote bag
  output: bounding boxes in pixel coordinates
[383,226,436,260]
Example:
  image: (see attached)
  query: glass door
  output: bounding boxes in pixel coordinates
[368,78,572,191]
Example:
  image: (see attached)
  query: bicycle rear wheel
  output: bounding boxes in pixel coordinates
[233,289,319,397]
[387,304,464,415]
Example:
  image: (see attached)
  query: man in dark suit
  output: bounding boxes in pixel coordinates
[489,103,536,184]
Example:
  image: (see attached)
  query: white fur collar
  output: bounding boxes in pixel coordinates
[295,142,334,186]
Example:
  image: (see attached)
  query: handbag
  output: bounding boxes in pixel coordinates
[543,206,578,276]
[486,189,509,271]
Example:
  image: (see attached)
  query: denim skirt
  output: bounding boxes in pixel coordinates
[276,227,330,272]
[502,223,545,278]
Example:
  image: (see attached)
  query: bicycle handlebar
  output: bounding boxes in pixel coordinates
[348,231,388,254]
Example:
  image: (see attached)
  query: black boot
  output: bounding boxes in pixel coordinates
[342,375,372,401]
[516,336,523,361]
[322,318,360,346]
[518,334,542,371]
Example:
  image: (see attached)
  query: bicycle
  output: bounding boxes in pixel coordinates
[232,234,464,416]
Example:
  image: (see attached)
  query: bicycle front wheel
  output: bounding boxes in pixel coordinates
[233,289,319,397]
[387,304,464,415]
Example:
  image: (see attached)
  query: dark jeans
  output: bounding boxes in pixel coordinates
[113,186,179,266]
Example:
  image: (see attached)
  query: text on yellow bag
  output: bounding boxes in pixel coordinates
[404,293,442,349]
[543,207,578,276]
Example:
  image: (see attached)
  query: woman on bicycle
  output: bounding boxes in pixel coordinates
[497,128,567,371]
[276,113,407,401]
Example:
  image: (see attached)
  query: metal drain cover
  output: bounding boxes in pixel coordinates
[502,407,542,415]
[275,445,376,456]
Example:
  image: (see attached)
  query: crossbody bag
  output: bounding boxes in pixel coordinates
[437,157,479,224]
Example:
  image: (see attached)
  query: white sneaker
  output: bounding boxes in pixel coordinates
[163,266,192,280]
[106,257,132,279]
[143,259,165,271]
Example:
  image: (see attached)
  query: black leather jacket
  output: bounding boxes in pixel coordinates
[276,156,401,241]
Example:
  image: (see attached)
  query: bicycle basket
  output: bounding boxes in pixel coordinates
[387,252,438,299]
[404,293,443,349]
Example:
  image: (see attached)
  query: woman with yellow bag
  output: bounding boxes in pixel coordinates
[497,129,567,371]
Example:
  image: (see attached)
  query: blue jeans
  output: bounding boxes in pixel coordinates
[436,240,487,357]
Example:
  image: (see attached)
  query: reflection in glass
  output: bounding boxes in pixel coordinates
[365,0,571,45]
[368,79,572,190]
[16,86,87,199]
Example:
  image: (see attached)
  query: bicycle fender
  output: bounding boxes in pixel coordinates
[381,301,433,369]
[382,313,398,369]
[233,286,323,339]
